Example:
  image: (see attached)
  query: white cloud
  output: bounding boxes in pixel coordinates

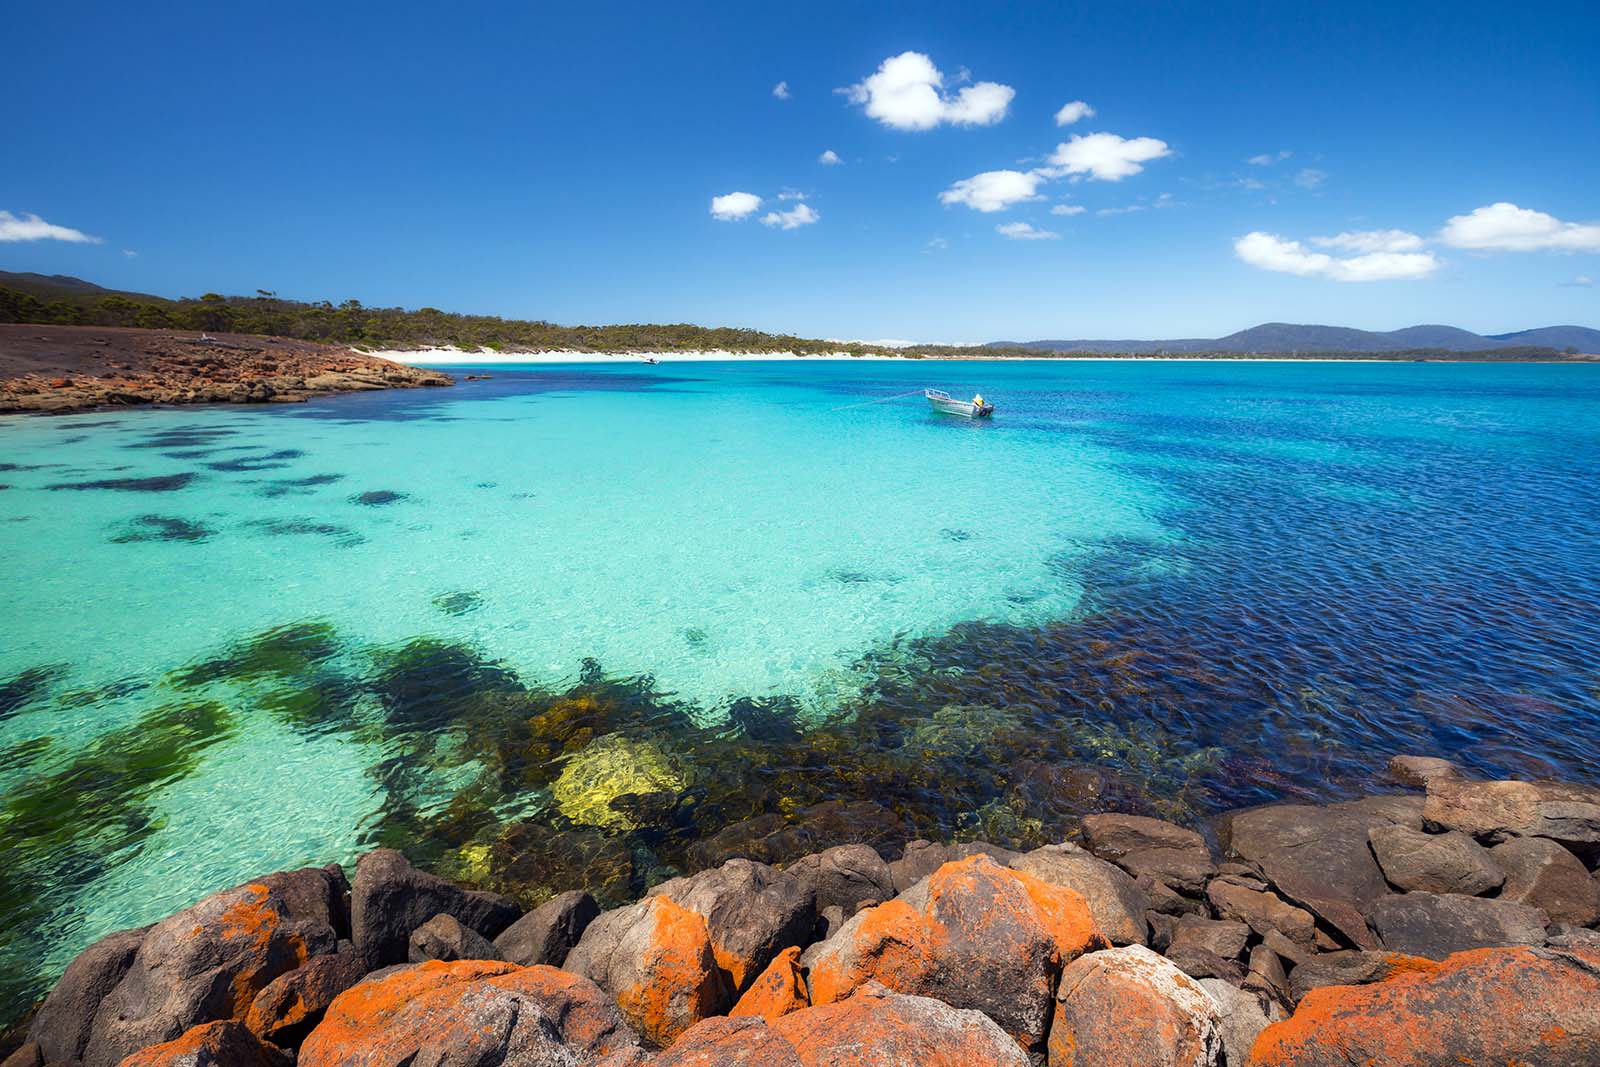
[1048,132,1171,181]
[1098,192,1179,216]
[1294,168,1326,189]
[939,169,1045,212]
[996,221,1059,241]
[773,81,791,100]
[924,236,949,252]
[1050,203,1086,216]
[819,149,842,165]
[1234,231,1438,281]
[1438,202,1600,253]
[710,192,762,221]
[0,210,102,243]
[1248,150,1292,166]
[1311,229,1425,254]
[843,51,1014,130]
[1053,100,1094,126]
[776,189,807,201]
[122,249,138,257]
[761,203,820,230]
[1565,274,1594,287]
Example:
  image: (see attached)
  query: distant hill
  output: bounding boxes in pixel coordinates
[996,321,1600,354]
[0,270,173,305]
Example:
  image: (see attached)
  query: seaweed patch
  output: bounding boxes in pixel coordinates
[46,473,199,492]
[353,490,408,506]
[108,515,216,544]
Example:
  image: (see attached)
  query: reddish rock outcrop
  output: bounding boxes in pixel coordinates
[83,866,346,1067]
[243,943,366,1047]
[564,894,730,1048]
[730,945,809,1020]
[801,854,1107,1052]
[1247,946,1600,1066]
[648,858,816,993]
[656,984,1031,1067]
[116,1020,289,1067]
[297,960,638,1066]
[1423,777,1600,848]
[1049,945,1223,1067]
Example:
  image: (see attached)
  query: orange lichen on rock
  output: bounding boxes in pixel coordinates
[730,946,809,1020]
[1247,946,1600,1067]
[216,885,310,1019]
[800,855,1107,1052]
[614,896,728,1049]
[116,1020,286,1067]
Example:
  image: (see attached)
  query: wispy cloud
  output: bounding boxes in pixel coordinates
[1053,100,1094,126]
[1439,202,1600,252]
[996,221,1059,241]
[772,81,791,100]
[1096,192,1178,216]
[761,203,820,230]
[924,236,949,252]
[1311,229,1425,254]
[939,170,1045,212]
[1293,168,1327,189]
[1235,230,1437,281]
[842,51,1013,130]
[0,210,102,244]
[1248,150,1292,166]
[1047,132,1171,181]
[1050,203,1086,216]
[818,149,842,166]
[1561,274,1593,287]
[710,192,762,221]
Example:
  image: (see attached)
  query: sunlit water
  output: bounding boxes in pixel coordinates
[2,359,1598,1021]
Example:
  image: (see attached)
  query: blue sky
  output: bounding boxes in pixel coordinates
[3,0,1597,342]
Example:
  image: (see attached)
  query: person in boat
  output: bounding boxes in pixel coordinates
[971,393,986,410]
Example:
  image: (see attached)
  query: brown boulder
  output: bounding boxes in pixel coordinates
[1385,754,1461,789]
[1285,949,1438,1004]
[729,945,808,1020]
[83,867,346,1067]
[116,1020,289,1067]
[1013,843,1151,946]
[1367,824,1504,895]
[1369,891,1548,959]
[406,912,501,963]
[1423,777,1600,848]
[1169,916,1250,960]
[801,854,1107,1052]
[1491,836,1600,925]
[886,839,1019,894]
[1247,946,1600,1066]
[494,890,600,967]
[1050,945,1223,1067]
[657,983,1032,1067]
[1081,814,1216,895]
[784,844,894,916]
[1206,879,1316,949]
[564,894,729,1047]
[350,849,519,968]
[27,925,149,1063]
[244,943,366,1047]
[297,960,638,1066]
[648,858,815,993]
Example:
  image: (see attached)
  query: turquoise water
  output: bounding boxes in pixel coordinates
[3,359,1599,1020]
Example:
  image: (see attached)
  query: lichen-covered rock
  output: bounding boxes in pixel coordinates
[407,912,501,963]
[1049,945,1222,1067]
[350,849,519,968]
[564,894,730,1047]
[1369,891,1548,959]
[1367,824,1504,895]
[1081,815,1217,896]
[297,960,638,1066]
[1423,777,1600,848]
[1247,946,1600,1066]
[1013,843,1150,946]
[1285,950,1437,1004]
[1219,796,1422,949]
[27,925,149,1063]
[729,945,808,1020]
[886,840,1018,894]
[495,889,600,966]
[116,1020,290,1067]
[801,854,1107,1052]
[657,984,1032,1067]
[0,1043,43,1067]
[244,942,366,1047]
[648,858,815,993]
[83,867,346,1067]
[784,844,894,916]
[1205,879,1316,949]
[1491,836,1600,925]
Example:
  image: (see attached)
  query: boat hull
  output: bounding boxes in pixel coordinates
[927,397,994,418]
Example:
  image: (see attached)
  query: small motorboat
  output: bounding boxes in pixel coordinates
[641,357,660,364]
[925,388,994,418]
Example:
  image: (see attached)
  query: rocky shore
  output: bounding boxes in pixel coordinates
[0,325,452,414]
[6,756,1598,1066]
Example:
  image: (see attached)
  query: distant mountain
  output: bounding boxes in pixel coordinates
[995,321,1600,354]
[0,270,170,305]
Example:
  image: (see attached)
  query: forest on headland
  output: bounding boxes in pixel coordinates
[0,274,1578,361]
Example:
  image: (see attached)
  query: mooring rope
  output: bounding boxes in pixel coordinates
[829,389,927,412]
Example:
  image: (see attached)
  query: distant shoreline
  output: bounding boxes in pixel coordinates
[369,346,1600,366]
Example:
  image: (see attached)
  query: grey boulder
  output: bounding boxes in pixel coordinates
[407,912,502,963]
[783,844,894,916]
[1012,843,1150,945]
[886,839,1017,894]
[1423,777,1600,848]
[1369,891,1548,959]
[1368,824,1505,895]
[494,890,600,966]
[26,924,149,1064]
[1081,814,1216,895]
[350,848,519,967]
[1491,836,1600,925]
[648,857,815,993]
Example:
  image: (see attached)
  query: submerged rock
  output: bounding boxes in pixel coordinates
[1247,946,1600,1066]
[551,733,687,831]
[296,960,637,1067]
[81,866,347,1067]
[801,854,1106,1052]
[1049,945,1224,1067]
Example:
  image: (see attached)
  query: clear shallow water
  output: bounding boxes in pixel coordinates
[2,359,1599,1020]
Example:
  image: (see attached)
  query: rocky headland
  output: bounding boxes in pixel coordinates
[5,756,1599,1067]
[0,325,452,414]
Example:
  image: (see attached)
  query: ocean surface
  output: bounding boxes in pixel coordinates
[2,358,1598,1021]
